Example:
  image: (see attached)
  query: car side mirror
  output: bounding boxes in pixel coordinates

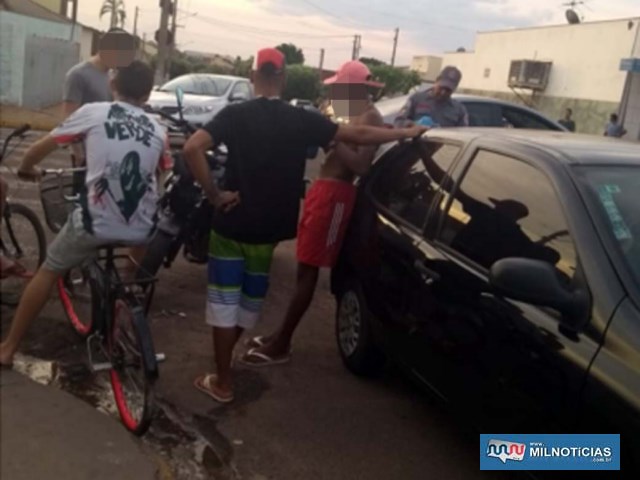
[489,258,589,330]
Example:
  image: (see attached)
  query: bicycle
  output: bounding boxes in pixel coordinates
[0,125,46,299]
[39,167,165,435]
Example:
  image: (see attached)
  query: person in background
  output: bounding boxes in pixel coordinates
[394,66,468,128]
[558,108,576,132]
[604,113,627,138]
[184,47,427,404]
[241,60,385,367]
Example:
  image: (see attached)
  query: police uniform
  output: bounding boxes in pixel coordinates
[395,66,469,127]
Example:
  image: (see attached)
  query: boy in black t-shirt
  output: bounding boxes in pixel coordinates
[184,47,426,403]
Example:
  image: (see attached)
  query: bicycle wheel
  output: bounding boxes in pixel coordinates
[58,267,95,337]
[1,202,46,294]
[109,297,154,435]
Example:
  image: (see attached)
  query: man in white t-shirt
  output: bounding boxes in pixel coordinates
[0,61,168,367]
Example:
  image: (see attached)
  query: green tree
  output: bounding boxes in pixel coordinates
[359,57,385,67]
[232,56,253,78]
[369,64,421,96]
[276,43,305,65]
[282,65,321,102]
[100,0,126,29]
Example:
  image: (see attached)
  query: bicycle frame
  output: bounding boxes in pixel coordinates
[86,247,160,380]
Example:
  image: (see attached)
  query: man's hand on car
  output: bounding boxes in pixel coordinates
[407,124,429,138]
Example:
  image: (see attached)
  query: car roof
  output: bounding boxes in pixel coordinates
[179,73,247,81]
[425,128,640,166]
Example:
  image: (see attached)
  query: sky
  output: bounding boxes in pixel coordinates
[76,0,640,69]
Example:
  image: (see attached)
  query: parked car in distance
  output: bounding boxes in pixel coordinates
[332,129,639,474]
[147,74,253,128]
[376,93,567,130]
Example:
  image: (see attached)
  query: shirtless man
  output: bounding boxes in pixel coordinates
[241,60,385,366]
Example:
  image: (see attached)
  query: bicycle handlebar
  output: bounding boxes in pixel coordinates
[151,109,197,135]
[1,124,31,162]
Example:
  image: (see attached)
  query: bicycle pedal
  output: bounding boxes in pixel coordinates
[155,353,166,363]
[90,362,113,373]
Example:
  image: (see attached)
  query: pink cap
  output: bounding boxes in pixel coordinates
[323,60,384,88]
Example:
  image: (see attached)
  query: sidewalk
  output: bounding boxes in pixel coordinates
[0,369,158,480]
[0,104,62,131]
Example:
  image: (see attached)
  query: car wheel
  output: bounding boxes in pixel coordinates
[336,281,385,377]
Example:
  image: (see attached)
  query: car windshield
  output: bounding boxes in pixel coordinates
[158,76,231,96]
[581,166,640,289]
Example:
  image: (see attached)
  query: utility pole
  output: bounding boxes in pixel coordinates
[133,6,139,37]
[352,34,361,60]
[166,0,179,79]
[352,35,358,60]
[318,48,325,77]
[391,27,399,67]
[155,0,171,85]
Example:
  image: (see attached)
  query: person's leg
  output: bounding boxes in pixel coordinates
[249,263,319,360]
[0,267,59,365]
[198,230,244,400]
[237,241,276,332]
[1,209,99,365]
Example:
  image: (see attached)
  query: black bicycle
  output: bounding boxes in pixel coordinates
[0,125,46,297]
[39,168,164,435]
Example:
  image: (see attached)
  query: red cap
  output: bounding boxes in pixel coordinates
[254,48,285,74]
[323,60,384,88]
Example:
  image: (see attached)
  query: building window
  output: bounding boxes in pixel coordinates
[484,68,491,78]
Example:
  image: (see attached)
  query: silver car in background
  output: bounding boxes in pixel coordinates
[147,74,253,128]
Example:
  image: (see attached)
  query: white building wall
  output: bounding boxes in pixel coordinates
[0,11,80,105]
[444,18,640,103]
[411,55,443,82]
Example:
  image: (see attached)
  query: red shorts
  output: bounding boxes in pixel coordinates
[297,179,357,268]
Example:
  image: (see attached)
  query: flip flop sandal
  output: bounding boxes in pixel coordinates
[244,335,268,349]
[238,348,292,368]
[193,373,234,404]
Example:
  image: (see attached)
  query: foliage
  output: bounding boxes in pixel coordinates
[369,64,421,96]
[232,56,254,78]
[151,52,254,81]
[100,0,126,29]
[276,43,305,65]
[359,57,385,67]
[282,65,321,102]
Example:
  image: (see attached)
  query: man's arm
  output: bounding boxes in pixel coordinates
[183,130,239,212]
[334,123,426,146]
[458,103,470,127]
[183,130,221,205]
[18,136,59,178]
[62,69,83,119]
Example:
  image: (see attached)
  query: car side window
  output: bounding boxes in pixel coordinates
[440,150,577,282]
[232,82,251,99]
[501,106,557,130]
[464,102,502,127]
[371,142,461,231]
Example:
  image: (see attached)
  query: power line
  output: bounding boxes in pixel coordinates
[190,12,355,39]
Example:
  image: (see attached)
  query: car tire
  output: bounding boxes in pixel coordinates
[335,280,385,377]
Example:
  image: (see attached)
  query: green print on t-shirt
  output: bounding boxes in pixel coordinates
[104,104,155,147]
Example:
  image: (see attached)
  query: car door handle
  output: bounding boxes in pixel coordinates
[413,260,440,285]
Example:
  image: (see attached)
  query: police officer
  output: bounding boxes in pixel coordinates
[395,66,468,127]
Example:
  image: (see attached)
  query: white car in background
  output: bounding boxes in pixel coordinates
[147,74,253,128]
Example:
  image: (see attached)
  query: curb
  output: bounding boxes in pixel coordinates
[0,118,57,131]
